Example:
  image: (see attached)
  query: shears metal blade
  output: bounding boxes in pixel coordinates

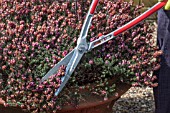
[41,0,99,96]
[41,0,167,96]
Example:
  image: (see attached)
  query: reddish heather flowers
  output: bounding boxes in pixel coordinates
[0,0,161,112]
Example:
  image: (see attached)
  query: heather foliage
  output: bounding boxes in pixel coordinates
[0,0,161,112]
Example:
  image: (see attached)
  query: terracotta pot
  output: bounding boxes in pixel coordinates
[0,83,130,113]
[57,83,131,113]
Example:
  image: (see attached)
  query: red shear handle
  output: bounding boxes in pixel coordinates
[90,0,99,14]
[113,0,168,36]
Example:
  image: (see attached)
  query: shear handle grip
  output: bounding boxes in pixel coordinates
[90,0,99,14]
[113,0,168,36]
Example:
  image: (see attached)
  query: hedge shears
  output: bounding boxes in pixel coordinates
[41,0,168,96]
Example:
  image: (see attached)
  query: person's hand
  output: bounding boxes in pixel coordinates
[159,0,170,10]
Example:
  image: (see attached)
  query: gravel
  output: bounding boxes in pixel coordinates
[112,86,155,113]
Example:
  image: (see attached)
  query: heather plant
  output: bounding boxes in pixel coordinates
[0,0,161,112]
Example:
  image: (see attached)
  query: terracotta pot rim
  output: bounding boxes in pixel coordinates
[0,77,131,113]
[0,83,131,112]
[57,83,131,112]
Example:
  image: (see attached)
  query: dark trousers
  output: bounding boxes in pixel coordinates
[153,9,170,113]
